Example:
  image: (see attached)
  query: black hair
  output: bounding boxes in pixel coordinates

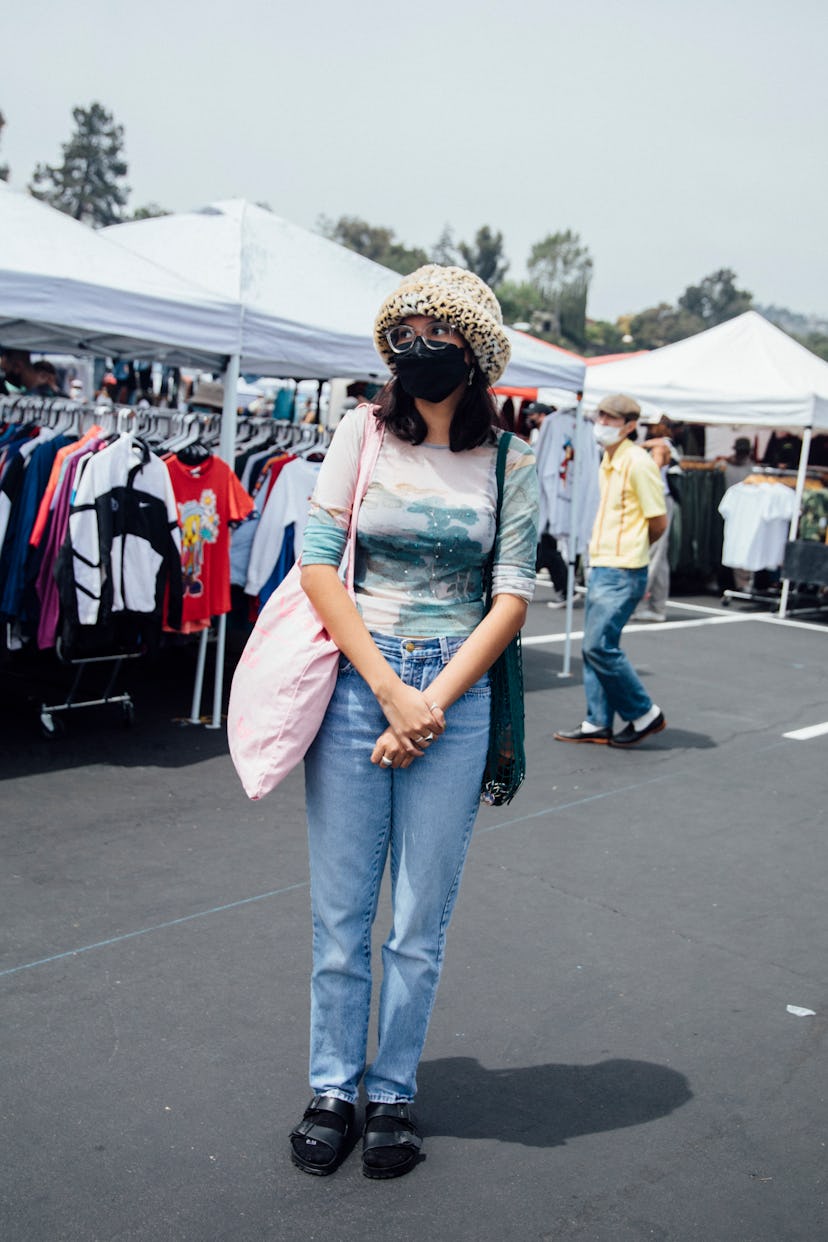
[373,367,501,452]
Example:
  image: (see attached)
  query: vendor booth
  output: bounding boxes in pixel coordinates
[583,312,828,614]
[0,184,239,367]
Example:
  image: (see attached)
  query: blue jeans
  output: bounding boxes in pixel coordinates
[303,633,491,1105]
[583,566,652,728]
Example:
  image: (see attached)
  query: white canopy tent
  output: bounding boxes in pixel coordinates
[583,311,828,428]
[104,200,586,392]
[583,311,828,615]
[105,201,587,696]
[0,184,239,368]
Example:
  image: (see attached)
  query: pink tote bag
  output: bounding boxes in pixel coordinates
[227,408,384,800]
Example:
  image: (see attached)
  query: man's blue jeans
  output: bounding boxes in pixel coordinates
[303,633,490,1105]
[582,566,652,728]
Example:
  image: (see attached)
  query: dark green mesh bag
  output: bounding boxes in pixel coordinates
[481,433,527,807]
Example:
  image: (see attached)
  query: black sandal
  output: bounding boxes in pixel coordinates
[361,1101,422,1180]
[289,1094,356,1176]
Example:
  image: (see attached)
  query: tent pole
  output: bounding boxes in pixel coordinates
[559,399,585,679]
[206,615,227,730]
[195,354,240,729]
[778,426,811,619]
[189,629,209,723]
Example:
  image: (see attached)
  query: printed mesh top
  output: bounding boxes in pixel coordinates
[301,404,539,637]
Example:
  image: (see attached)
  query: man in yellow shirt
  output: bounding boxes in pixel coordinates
[554,394,668,747]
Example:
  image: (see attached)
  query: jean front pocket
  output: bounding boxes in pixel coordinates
[463,669,492,699]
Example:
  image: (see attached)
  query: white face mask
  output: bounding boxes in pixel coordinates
[593,421,625,449]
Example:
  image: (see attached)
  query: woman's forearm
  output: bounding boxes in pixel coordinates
[300,564,443,744]
[426,594,527,711]
[300,564,397,700]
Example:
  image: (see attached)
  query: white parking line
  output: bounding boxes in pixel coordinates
[523,613,751,646]
[783,722,828,741]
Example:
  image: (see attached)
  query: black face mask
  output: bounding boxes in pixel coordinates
[394,339,469,403]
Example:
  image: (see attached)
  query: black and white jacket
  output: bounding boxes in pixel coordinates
[57,433,182,635]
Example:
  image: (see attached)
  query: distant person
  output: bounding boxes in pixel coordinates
[1,348,51,395]
[31,359,63,396]
[554,393,668,747]
[722,437,754,489]
[636,420,681,622]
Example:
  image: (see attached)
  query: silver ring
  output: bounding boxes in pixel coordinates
[380,755,393,767]
[429,703,440,712]
[421,731,435,742]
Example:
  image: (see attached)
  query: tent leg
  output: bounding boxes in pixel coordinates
[779,427,811,619]
[559,551,575,678]
[189,629,209,723]
[558,400,585,679]
[206,614,227,730]
[196,354,241,728]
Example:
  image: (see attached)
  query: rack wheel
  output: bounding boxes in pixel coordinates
[721,597,731,608]
[40,710,64,739]
[121,701,135,727]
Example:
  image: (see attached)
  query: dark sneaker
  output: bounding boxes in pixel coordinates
[609,712,666,747]
[553,725,612,744]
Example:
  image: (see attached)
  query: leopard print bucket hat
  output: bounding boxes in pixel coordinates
[374,264,511,386]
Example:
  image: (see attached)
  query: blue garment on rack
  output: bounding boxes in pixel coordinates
[273,389,293,422]
[259,524,295,606]
[0,435,70,620]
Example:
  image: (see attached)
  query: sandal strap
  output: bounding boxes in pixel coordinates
[363,1101,422,1153]
[290,1095,355,1152]
[306,1094,354,1123]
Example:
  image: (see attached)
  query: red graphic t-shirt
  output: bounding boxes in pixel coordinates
[165,455,254,630]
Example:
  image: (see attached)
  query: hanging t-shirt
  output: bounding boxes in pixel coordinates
[166,455,254,629]
[245,457,322,598]
[534,409,601,554]
[718,482,797,570]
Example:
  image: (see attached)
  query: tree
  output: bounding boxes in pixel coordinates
[30,102,129,226]
[317,214,428,275]
[628,302,705,350]
[430,224,458,266]
[495,279,544,327]
[677,268,752,327]
[130,203,170,220]
[457,225,509,287]
[527,229,593,347]
[0,110,9,181]
[584,319,628,356]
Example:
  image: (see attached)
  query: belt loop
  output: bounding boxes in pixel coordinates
[440,635,451,663]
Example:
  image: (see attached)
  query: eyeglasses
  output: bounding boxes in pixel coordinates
[384,320,463,354]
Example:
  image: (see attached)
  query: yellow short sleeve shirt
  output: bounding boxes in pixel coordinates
[589,438,667,568]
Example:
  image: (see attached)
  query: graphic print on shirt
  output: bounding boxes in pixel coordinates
[179,489,220,597]
[559,435,574,485]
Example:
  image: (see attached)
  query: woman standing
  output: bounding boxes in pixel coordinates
[291,266,538,1179]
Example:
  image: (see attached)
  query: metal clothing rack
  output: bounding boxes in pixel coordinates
[720,461,828,615]
[1,395,331,733]
[39,641,144,738]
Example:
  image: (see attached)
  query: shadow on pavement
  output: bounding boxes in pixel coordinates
[0,642,235,779]
[650,727,717,750]
[417,1056,692,1147]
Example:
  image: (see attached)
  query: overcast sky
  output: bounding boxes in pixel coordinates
[4,0,826,322]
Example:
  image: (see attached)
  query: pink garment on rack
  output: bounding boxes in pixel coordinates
[35,441,102,649]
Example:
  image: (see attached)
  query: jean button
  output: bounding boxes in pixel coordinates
[404,642,416,652]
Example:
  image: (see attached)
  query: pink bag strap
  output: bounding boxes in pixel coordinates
[344,404,385,592]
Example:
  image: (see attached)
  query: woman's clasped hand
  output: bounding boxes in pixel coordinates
[370,688,446,769]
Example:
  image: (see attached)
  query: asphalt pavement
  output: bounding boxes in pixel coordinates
[2,587,827,1242]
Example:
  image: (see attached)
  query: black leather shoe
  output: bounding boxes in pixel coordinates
[553,725,612,744]
[609,711,666,747]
